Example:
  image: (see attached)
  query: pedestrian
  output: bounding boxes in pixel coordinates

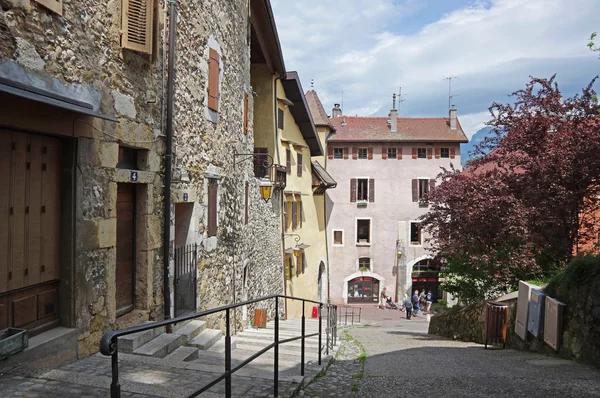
[403,296,412,320]
[400,290,409,311]
[412,290,420,316]
[419,290,426,308]
[426,290,433,314]
[380,287,388,309]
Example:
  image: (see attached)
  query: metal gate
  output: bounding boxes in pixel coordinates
[174,243,197,317]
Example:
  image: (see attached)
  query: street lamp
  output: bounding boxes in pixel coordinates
[259,176,273,201]
[233,151,274,202]
[284,234,302,256]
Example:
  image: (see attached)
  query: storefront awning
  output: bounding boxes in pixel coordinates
[0,77,118,122]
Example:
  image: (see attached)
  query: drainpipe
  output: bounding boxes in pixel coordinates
[163,0,177,326]
[274,76,287,319]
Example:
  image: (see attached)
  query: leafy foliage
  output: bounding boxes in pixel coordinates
[422,76,600,303]
[544,255,600,300]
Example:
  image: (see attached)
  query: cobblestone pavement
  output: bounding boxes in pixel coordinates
[298,307,600,398]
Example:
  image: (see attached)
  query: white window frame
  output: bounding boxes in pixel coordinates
[440,147,450,158]
[356,177,369,202]
[357,148,368,159]
[387,147,397,159]
[355,217,372,246]
[333,147,344,159]
[357,257,372,272]
[417,148,427,159]
[409,220,422,247]
[332,229,344,247]
[417,177,430,202]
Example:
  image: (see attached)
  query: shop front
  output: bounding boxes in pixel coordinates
[347,276,380,304]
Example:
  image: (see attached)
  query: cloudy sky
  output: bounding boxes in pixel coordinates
[270,0,600,138]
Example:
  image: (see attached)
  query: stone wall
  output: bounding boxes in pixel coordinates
[429,277,600,369]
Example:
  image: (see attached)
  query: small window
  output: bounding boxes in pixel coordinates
[254,148,268,178]
[286,148,291,174]
[117,146,139,169]
[410,222,422,245]
[418,179,429,201]
[278,108,284,130]
[334,148,344,159]
[333,230,343,245]
[440,148,450,158]
[357,179,368,201]
[387,148,397,159]
[359,257,371,271]
[356,219,371,244]
[358,148,368,159]
[297,153,303,177]
[207,179,218,237]
[417,148,427,159]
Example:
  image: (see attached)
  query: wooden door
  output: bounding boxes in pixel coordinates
[116,183,135,316]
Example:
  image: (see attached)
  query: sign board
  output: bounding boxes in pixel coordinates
[183,192,189,202]
[130,171,138,182]
[515,281,533,340]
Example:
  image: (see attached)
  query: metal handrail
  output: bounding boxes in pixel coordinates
[99,294,330,398]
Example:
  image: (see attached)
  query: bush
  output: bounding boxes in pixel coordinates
[544,255,600,300]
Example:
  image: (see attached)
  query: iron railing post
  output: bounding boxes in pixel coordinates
[318,303,322,366]
[351,308,354,325]
[359,307,361,324]
[110,339,121,398]
[301,304,305,376]
[225,308,232,398]
[326,305,330,356]
[345,306,348,325]
[274,296,279,397]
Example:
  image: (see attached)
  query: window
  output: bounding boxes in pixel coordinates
[412,178,434,204]
[286,148,291,174]
[333,230,343,245]
[359,257,371,271]
[334,148,344,159]
[414,259,436,272]
[207,179,218,237]
[292,201,298,230]
[348,277,380,303]
[417,148,427,158]
[297,153,303,177]
[274,165,287,189]
[284,200,291,231]
[358,148,368,159]
[121,0,154,55]
[284,255,294,280]
[244,181,249,225]
[410,222,422,245]
[440,148,449,158]
[243,93,249,135]
[418,179,429,201]
[278,108,284,130]
[357,179,368,201]
[117,146,139,169]
[356,219,371,244]
[254,148,268,178]
[387,148,397,159]
[207,48,220,111]
[296,251,305,276]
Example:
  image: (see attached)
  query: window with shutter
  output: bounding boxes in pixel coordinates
[278,108,284,130]
[286,148,291,174]
[358,148,368,159]
[412,147,417,159]
[208,48,221,111]
[292,201,298,230]
[427,147,433,159]
[435,148,440,159]
[121,0,154,55]
[397,148,402,160]
[284,256,292,280]
[283,201,289,232]
[35,0,63,15]
[333,230,343,245]
[367,147,373,160]
[368,178,375,203]
[296,252,301,276]
[418,178,429,203]
[253,147,268,178]
[343,147,349,159]
[333,148,344,159]
[450,148,456,159]
[244,93,249,135]
[382,147,388,159]
[387,148,397,159]
[352,147,358,160]
[298,198,303,228]
[417,148,427,159]
[328,146,334,159]
[207,179,218,237]
[411,179,418,202]
[357,179,368,201]
[350,178,357,202]
[440,148,450,158]
[297,153,303,177]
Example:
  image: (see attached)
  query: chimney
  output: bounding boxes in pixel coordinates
[449,106,457,130]
[332,103,342,118]
[389,94,398,133]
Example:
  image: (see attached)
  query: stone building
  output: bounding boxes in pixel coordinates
[309,91,468,305]
[0,0,286,365]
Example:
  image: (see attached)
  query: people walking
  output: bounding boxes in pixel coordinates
[412,290,420,316]
[426,290,433,314]
[403,296,412,319]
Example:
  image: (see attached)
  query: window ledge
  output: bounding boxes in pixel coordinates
[356,243,371,247]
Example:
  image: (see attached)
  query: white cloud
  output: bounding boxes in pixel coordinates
[458,111,492,139]
[271,0,600,131]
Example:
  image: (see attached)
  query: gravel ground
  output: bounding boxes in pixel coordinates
[300,310,600,397]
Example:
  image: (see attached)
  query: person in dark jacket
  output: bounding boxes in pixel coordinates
[412,290,420,316]
[403,297,412,319]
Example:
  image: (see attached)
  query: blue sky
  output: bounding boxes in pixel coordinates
[271,0,600,138]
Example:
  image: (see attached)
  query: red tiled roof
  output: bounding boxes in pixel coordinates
[328,116,469,143]
[305,90,335,130]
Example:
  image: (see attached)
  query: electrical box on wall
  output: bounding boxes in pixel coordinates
[515,281,533,340]
[544,297,566,351]
[527,289,545,337]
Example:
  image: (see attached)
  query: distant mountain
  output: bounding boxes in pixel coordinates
[461,126,493,167]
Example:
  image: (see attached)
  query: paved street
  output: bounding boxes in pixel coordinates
[301,307,600,397]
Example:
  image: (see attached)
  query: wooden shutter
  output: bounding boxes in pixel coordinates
[297,154,303,177]
[34,0,63,15]
[284,256,291,281]
[412,147,417,159]
[243,93,249,135]
[397,148,402,160]
[369,178,375,203]
[292,201,298,230]
[207,179,218,236]
[411,179,418,202]
[368,147,373,160]
[286,149,291,174]
[382,147,387,160]
[299,199,303,228]
[450,148,456,159]
[427,148,433,159]
[283,201,289,232]
[208,48,220,111]
[343,147,349,159]
[244,181,249,225]
[121,0,154,55]
[430,179,436,191]
[435,148,440,159]
[328,147,333,159]
[352,147,358,160]
[350,178,357,202]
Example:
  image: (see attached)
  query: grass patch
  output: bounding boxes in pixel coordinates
[544,255,600,300]
[351,383,359,393]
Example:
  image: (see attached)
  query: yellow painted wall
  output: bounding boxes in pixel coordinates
[251,64,276,160]
[277,81,328,319]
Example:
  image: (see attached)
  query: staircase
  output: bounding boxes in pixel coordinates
[12,318,338,397]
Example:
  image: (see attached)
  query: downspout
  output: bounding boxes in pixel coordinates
[274,76,287,319]
[163,0,177,325]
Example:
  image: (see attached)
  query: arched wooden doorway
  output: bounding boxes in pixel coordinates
[347,276,380,304]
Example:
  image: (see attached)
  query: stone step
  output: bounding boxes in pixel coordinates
[234,334,321,350]
[165,345,199,362]
[174,320,207,343]
[235,342,320,358]
[133,333,184,358]
[206,336,237,353]
[118,322,165,353]
[189,329,222,350]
